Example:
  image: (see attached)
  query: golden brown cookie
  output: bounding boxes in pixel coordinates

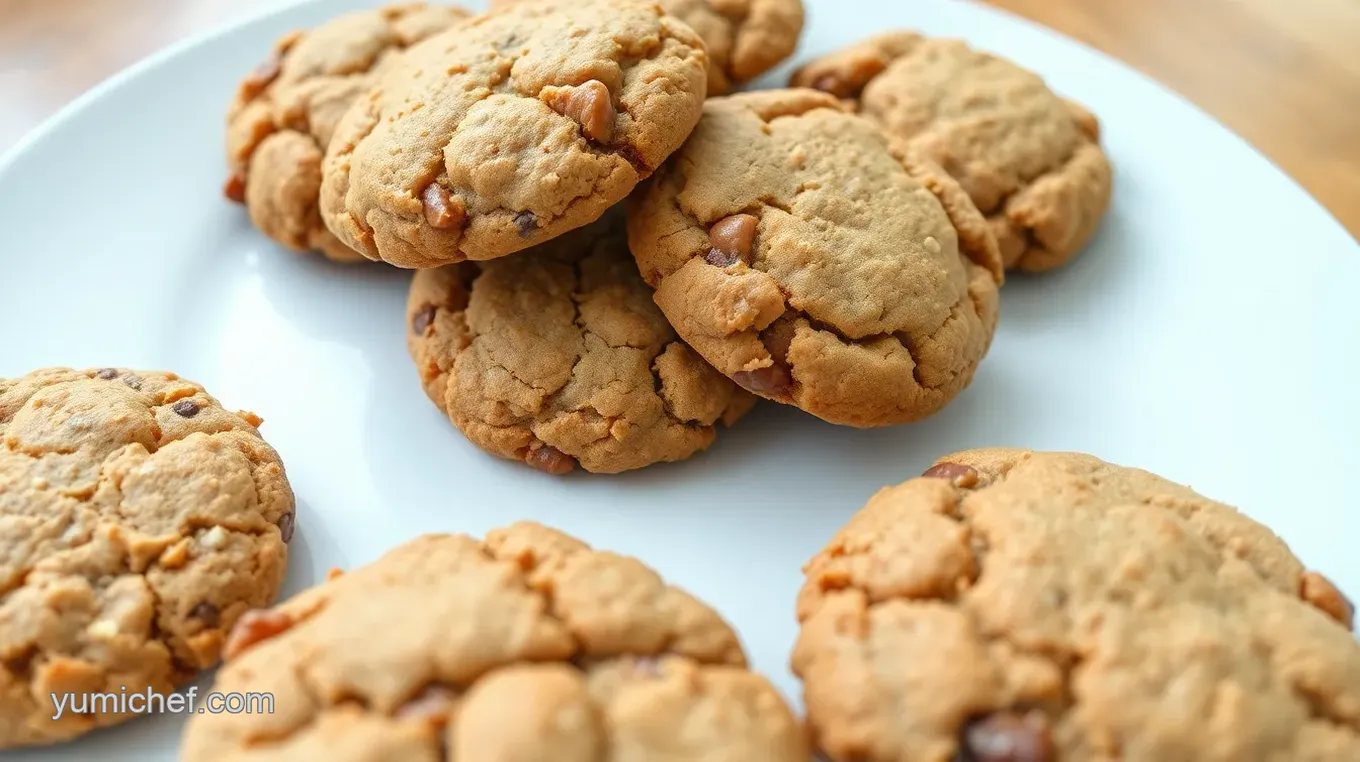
[628,89,1004,428]
[794,448,1359,762]
[407,213,754,474]
[321,0,708,268]
[793,33,1113,272]
[180,522,809,761]
[490,0,806,95]
[225,3,472,262]
[0,368,294,749]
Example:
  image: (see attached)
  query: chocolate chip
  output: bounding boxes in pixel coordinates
[733,365,793,397]
[172,399,200,418]
[515,211,538,238]
[922,462,980,489]
[525,445,575,475]
[189,602,220,627]
[123,375,143,391]
[422,183,466,229]
[2,647,35,677]
[704,248,739,267]
[959,711,1055,762]
[95,368,119,380]
[762,318,797,367]
[277,511,295,543]
[224,173,247,204]
[412,305,437,336]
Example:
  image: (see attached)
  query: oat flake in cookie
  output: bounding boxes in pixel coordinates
[408,213,754,474]
[225,3,472,262]
[794,448,1359,762]
[0,368,294,748]
[181,522,809,761]
[793,33,1113,273]
[320,0,708,268]
[491,0,806,95]
[629,89,1004,428]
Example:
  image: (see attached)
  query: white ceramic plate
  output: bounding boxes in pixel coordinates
[4,0,1359,758]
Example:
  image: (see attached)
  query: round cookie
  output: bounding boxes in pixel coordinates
[180,522,809,761]
[407,214,754,474]
[490,0,806,95]
[792,33,1114,273]
[628,89,1004,428]
[225,3,472,262]
[794,448,1359,762]
[321,0,708,268]
[0,368,294,749]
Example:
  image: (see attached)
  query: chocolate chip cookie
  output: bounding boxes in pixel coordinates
[226,3,472,261]
[0,368,294,748]
[794,448,1359,762]
[629,89,1004,428]
[321,0,708,268]
[793,33,1113,272]
[491,0,806,95]
[408,213,754,474]
[180,522,809,761]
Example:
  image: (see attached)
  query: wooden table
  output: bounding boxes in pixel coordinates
[3,0,1357,239]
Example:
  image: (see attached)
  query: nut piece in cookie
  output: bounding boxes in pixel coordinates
[794,448,1360,762]
[320,0,709,268]
[180,523,809,761]
[793,32,1113,273]
[491,0,806,95]
[629,89,1003,428]
[225,3,472,262]
[406,213,755,474]
[0,368,294,749]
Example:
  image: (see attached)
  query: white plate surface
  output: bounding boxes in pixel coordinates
[3,0,1359,758]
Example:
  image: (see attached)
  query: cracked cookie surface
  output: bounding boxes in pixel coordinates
[628,89,1003,428]
[794,448,1359,762]
[408,213,754,474]
[181,522,809,761]
[0,368,294,748]
[321,0,708,268]
[792,32,1113,273]
[491,0,805,95]
[226,3,471,262]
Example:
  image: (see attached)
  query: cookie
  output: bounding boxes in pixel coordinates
[225,4,472,262]
[490,0,806,95]
[408,213,754,474]
[794,448,1359,762]
[320,0,708,268]
[0,368,294,748]
[792,33,1114,272]
[180,522,809,761]
[628,89,1004,428]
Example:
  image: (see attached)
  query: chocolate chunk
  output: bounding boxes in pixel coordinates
[224,173,247,204]
[959,711,1055,762]
[733,364,793,397]
[707,214,759,266]
[422,183,466,229]
[541,80,616,143]
[922,462,980,489]
[412,305,437,336]
[189,602,220,628]
[172,399,200,418]
[761,318,797,366]
[525,445,575,475]
[278,511,295,543]
[95,368,119,380]
[222,609,295,661]
[122,374,143,391]
[515,211,538,238]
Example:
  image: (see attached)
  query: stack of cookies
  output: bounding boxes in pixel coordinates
[10,2,1351,761]
[226,0,1112,476]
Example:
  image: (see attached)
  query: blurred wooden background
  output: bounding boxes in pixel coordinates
[1,0,1357,238]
